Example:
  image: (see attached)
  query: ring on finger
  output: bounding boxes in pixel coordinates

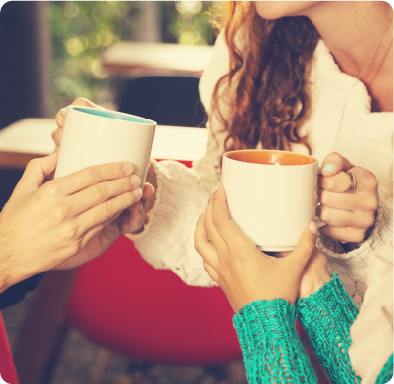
[346,171,357,193]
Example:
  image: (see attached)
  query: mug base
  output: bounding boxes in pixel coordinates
[258,245,296,252]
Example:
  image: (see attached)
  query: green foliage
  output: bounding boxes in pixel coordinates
[50,1,213,113]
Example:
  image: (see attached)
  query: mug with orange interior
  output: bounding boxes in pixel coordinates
[221,149,321,252]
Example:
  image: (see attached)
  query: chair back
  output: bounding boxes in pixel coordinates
[117,77,206,127]
[63,237,241,365]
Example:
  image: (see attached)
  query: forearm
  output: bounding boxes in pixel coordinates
[297,273,361,384]
[0,228,42,304]
[0,233,29,293]
[233,299,317,384]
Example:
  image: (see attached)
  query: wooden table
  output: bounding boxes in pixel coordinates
[0,118,208,169]
[102,42,214,77]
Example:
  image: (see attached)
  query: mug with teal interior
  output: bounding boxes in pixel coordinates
[54,106,156,185]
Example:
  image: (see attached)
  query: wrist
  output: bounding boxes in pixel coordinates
[299,271,331,299]
[0,248,19,294]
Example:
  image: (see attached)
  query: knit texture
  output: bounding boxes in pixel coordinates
[126,33,393,297]
[233,299,316,384]
[374,354,393,384]
[298,273,361,384]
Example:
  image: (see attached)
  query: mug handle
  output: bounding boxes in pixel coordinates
[315,218,326,229]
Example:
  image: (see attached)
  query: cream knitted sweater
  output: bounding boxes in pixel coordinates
[127,35,393,306]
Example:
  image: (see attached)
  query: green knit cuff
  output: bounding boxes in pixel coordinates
[297,273,360,384]
[375,354,393,384]
[298,273,359,327]
[233,299,298,356]
[233,299,317,384]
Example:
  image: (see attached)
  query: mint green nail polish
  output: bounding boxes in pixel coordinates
[322,163,336,173]
[60,107,68,112]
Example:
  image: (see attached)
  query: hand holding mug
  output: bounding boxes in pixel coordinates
[194,185,318,313]
[0,154,143,290]
[51,98,156,236]
[317,152,378,244]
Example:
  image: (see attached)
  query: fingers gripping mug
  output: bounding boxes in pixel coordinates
[54,107,156,184]
[221,149,323,252]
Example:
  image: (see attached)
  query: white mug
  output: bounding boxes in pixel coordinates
[54,106,156,186]
[221,149,322,252]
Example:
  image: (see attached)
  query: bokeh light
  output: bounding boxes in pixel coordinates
[176,1,203,15]
[63,1,79,18]
[87,32,101,48]
[66,37,84,56]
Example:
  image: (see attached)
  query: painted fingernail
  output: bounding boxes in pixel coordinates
[123,163,132,174]
[211,185,219,194]
[322,164,336,174]
[133,188,142,199]
[130,175,141,187]
[200,207,206,216]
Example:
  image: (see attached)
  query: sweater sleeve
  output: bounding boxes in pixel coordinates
[317,199,393,306]
[297,273,361,384]
[123,34,232,287]
[233,299,317,384]
[348,241,393,384]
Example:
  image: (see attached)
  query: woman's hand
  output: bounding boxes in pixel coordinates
[52,98,104,155]
[51,98,156,236]
[317,152,378,244]
[194,185,317,313]
[0,154,144,290]
[298,248,331,299]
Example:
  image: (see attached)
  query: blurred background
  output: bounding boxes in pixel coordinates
[49,1,216,112]
[0,0,216,124]
[0,2,248,384]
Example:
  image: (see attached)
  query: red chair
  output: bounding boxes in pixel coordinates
[0,313,19,384]
[65,236,241,366]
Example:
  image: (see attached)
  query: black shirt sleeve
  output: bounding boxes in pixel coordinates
[0,273,44,309]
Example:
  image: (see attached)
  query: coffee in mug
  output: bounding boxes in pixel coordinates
[221,149,319,252]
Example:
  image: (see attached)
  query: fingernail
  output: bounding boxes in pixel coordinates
[138,203,144,213]
[322,164,336,174]
[123,163,132,174]
[309,222,317,235]
[211,185,219,194]
[133,188,142,199]
[200,207,206,216]
[59,107,68,115]
[130,175,141,187]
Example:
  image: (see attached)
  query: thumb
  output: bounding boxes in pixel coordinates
[289,222,317,270]
[17,153,58,193]
[320,152,353,176]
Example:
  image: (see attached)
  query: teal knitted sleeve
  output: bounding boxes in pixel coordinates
[297,273,361,384]
[375,354,393,384]
[233,299,317,383]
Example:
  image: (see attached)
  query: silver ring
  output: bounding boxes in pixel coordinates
[346,171,357,193]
